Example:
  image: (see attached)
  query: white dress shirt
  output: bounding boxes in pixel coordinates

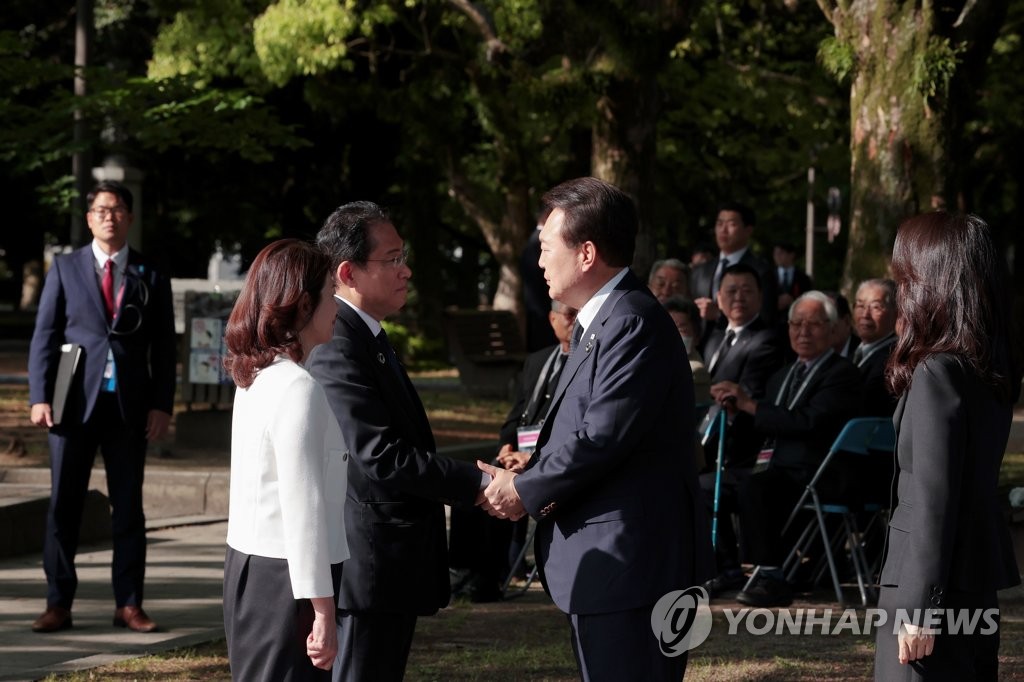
[227,357,350,598]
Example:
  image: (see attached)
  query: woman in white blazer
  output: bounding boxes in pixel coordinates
[222,239,349,680]
[874,213,1020,681]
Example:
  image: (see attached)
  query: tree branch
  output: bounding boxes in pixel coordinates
[815,0,835,25]
[447,0,507,61]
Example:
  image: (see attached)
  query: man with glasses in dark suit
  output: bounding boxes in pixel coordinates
[307,201,484,682]
[28,181,176,634]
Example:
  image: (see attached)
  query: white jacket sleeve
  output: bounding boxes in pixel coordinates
[268,374,334,599]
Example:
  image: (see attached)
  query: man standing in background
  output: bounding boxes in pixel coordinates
[690,202,777,327]
[28,181,176,634]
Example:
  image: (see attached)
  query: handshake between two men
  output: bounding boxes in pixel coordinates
[476,444,530,522]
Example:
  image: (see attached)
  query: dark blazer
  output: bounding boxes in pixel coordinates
[306,302,481,616]
[856,334,898,418]
[690,249,778,324]
[754,352,862,477]
[878,354,1020,612]
[702,316,782,468]
[514,271,713,615]
[28,246,176,427]
[498,344,563,447]
[777,267,813,300]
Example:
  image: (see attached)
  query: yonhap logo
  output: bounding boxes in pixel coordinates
[651,586,713,656]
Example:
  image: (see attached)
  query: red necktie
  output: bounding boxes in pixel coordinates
[102,259,115,322]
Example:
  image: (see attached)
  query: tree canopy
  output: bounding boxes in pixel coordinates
[1,0,1020,330]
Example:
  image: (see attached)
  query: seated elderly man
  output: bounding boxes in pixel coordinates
[711,291,862,607]
[852,278,898,417]
[699,264,782,596]
[648,258,689,303]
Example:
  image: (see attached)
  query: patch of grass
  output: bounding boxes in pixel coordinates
[43,640,229,680]
[41,595,1024,680]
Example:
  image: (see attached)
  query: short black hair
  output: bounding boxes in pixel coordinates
[87,181,133,213]
[720,262,761,291]
[662,296,699,322]
[541,177,637,267]
[717,201,756,228]
[773,241,797,254]
[317,201,390,273]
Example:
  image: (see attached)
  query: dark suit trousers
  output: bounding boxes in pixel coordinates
[44,393,147,609]
[700,467,752,572]
[333,610,418,682]
[448,504,518,584]
[568,607,687,682]
[874,588,1000,681]
[737,466,806,567]
[224,547,342,682]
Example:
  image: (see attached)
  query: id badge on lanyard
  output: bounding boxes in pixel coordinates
[516,425,542,453]
[102,350,117,392]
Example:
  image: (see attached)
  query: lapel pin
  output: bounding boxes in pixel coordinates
[377,352,386,365]
[584,333,596,353]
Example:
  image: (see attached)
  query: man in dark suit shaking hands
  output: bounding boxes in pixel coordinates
[28,181,176,634]
[479,177,713,681]
[306,202,483,682]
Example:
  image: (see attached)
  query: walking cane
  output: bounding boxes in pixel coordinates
[709,407,727,549]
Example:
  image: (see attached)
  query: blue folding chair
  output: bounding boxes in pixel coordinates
[780,417,896,606]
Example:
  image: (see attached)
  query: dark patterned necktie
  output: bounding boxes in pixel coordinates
[709,329,736,375]
[569,321,584,354]
[786,361,808,404]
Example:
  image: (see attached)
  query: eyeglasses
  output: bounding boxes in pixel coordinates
[365,248,409,269]
[88,206,128,219]
[854,301,888,314]
[788,318,829,332]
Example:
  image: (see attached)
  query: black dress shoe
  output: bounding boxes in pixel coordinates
[703,571,747,597]
[32,606,72,633]
[736,574,794,608]
[468,577,503,603]
[450,568,473,597]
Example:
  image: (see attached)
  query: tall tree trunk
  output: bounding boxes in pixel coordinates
[591,74,660,278]
[587,0,693,279]
[448,170,531,327]
[820,0,1008,292]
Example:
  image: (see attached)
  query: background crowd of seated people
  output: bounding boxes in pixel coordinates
[640,202,903,606]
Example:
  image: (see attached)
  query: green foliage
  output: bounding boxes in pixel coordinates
[254,0,359,85]
[658,0,850,286]
[381,320,443,367]
[817,35,856,83]
[148,0,271,87]
[911,36,964,101]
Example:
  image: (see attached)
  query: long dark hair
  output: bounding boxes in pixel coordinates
[223,239,330,388]
[886,211,1019,400]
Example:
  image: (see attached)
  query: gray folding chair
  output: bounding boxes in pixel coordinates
[780,417,896,606]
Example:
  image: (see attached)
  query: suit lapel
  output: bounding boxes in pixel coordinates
[892,392,908,440]
[74,247,108,322]
[335,303,435,450]
[534,274,638,452]
[117,252,143,326]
